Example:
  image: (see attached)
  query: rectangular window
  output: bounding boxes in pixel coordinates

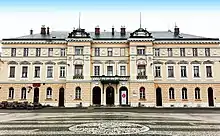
[107,48,113,56]
[155,48,160,56]
[120,66,126,76]
[9,66,15,78]
[94,66,100,76]
[155,66,161,77]
[23,48,29,57]
[180,48,185,56]
[60,48,66,56]
[75,47,83,55]
[60,66,66,78]
[75,65,83,76]
[168,66,174,77]
[168,48,172,57]
[11,48,16,57]
[206,66,212,77]
[95,48,100,56]
[205,48,210,56]
[120,48,125,56]
[137,65,146,76]
[36,48,41,57]
[193,48,198,56]
[180,66,187,77]
[137,47,145,55]
[21,89,26,99]
[193,66,200,77]
[22,66,28,78]
[48,48,53,56]
[34,66,40,78]
[107,66,113,76]
[47,66,53,78]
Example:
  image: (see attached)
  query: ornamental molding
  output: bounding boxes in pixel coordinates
[203,60,214,64]
[8,61,18,65]
[165,60,176,64]
[92,40,127,44]
[191,60,201,64]
[32,61,43,65]
[178,60,189,64]
[57,61,67,65]
[66,38,92,42]
[92,60,102,64]
[20,61,31,65]
[154,40,220,44]
[128,38,154,42]
[153,60,163,64]
[45,61,56,65]
[2,40,67,44]
[118,60,128,64]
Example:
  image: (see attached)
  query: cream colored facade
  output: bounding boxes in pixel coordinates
[0,25,220,107]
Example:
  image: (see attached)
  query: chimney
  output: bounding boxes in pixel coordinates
[95,26,100,36]
[112,26,114,36]
[30,29,33,35]
[174,26,180,37]
[47,27,50,35]
[120,26,126,36]
[40,25,46,35]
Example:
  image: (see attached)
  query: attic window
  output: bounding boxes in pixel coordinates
[52,36,56,38]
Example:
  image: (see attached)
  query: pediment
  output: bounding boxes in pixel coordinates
[8,61,18,65]
[20,61,31,65]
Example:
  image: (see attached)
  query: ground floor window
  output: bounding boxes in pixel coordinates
[182,87,187,100]
[21,87,26,99]
[75,87,81,99]
[139,87,145,99]
[195,87,200,99]
[9,87,14,99]
[169,87,175,99]
[46,87,52,99]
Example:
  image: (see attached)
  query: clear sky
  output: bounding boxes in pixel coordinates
[0,0,220,40]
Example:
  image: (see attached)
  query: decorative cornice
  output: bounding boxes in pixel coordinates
[66,38,92,42]
[178,60,189,64]
[165,60,176,64]
[32,61,43,65]
[92,60,102,64]
[118,60,128,64]
[92,40,127,44]
[128,38,154,42]
[153,60,163,64]
[20,61,31,65]
[191,60,201,64]
[2,40,67,44]
[203,60,214,64]
[8,61,18,65]
[154,40,220,44]
[105,60,115,64]
[45,61,56,65]
[57,61,67,65]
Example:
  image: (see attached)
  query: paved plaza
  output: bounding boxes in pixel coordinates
[0,109,220,136]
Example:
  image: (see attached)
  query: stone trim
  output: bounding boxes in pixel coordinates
[153,60,163,64]
[165,60,176,64]
[66,38,92,42]
[8,61,18,65]
[178,60,189,64]
[191,60,201,64]
[128,38,154,42]
[20,61,31,65]
[57,61,67,65]
[32,61,43,65]
[45,61,56,65]
[105,60,115,64]
[118,60,128,64]
[203,60,214,64]
[92,60,102,64]
[154,40,220,44]
[92,40,127,44]
[2,40,66,44]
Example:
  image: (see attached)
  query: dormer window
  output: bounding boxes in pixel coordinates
[137,47,145,55]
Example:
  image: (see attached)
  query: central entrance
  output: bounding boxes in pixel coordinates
[156,87,162,106]
[93,87,101,105]
[106,86,114,105]
[59,88,65,107]
[33,88,39,103]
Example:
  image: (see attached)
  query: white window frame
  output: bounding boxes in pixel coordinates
[120,48,125,56]
[107,48,113,56]
[75,87,81,99]
[205,64,213,79]
[167,48,172,57]
[46,87,52,99]
[59,66,66,78]
[75,46,83,55]
[94,47,100,56]
[21,87,27,100]
[94,65,101,76]
[21,65,29,79]
[46,65,54,79]
[192,64,201,79]
[154,48,160,57]
[119,65,126,76]
[167,65,175,79]
[137,47,145,55]
[33,65,41,79]
[180,64,188,79]
[107,65,114,76]
[8,65,16,79]
[60,48,66,57]
[154,65,162,78]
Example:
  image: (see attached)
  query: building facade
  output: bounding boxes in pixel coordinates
[0,25,220,107]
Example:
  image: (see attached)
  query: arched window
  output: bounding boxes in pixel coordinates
[21,87,26,99]
[182,87,187,100]
[169,87,175,99]
[9,87,14,99]
[139,87,145,99]
[46,87,52,99]
[75,87,81,99]
[195,87,200,99]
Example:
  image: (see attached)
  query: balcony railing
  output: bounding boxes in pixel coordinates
[91,75,130,84]
[73,75,84,79]
[137,75,148,79]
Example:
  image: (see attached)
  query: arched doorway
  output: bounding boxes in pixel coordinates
[59,88,65,107]
[106,86,114,105]
[92,86,101,105]
[119,87,128,105]
[33,88,39,103]
[208,87,214,106]
[156,87,162,106]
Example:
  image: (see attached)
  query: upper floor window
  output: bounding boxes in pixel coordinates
[193,66,200,77]
[182,87,187,100]
[21,66,28,78]
[75,47,83,55]
[47,66,53,78]
[120,66,126,76]
[34,66,40,78]
[94,66,100,76]
[168,66,174,77]
[107,48,113,56]
[155,66,161,77]
[167,48,172,57]
[137,47,145,55]
[75,65,83,76]
[23,48,29,57]
[193,48,198,56]
[180,48,185,56]
[95,48,100,56]
[206,66,212,77]
[137,65,146,76]
[48,48,53,56]
[75,87,81,99]
[155,48,160,56]
[120,48,125,56]
[139,87,145,99]
[11,48,16,57]
[169,87,175,99]
[107,66,113,76]
[205,48,210,56]
[9,66,15,78]
[36,48,41,57]
[60,48,66,56]
[60,66,66,78]
[180,66,187,78]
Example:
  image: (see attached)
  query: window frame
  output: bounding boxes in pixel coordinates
[75,87,81,99]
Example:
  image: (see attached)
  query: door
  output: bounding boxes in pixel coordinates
[33,88,39,103]
[208,87,214,106]
[59,88,65,107]
[106,86,114,105]
[119,87,128,105]
[93,87,101,105]
[156,87,162,106]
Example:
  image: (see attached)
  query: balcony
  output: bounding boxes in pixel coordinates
[73,75,84,79]
[137,75,148,79]
[91,75,130,84]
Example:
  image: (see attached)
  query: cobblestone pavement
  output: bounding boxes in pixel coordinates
[0,111,220,136]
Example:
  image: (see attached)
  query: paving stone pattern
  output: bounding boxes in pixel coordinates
[0,112,220,136]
